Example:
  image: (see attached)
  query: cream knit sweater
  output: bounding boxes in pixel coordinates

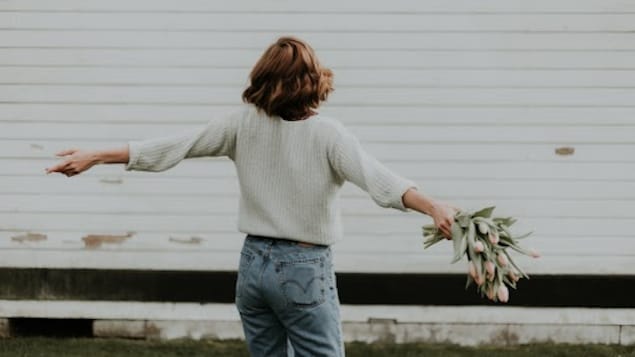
[126,104,419,245]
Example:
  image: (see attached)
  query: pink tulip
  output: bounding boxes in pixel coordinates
[529,248,541,258]
[486,285,496,300]
[488,231,499,244]
[497,253,508,267]
[485,261,495,280]
[508,271,520,283]
[475,274,485,286]
[497,285,509,303]
[474,241,485,253]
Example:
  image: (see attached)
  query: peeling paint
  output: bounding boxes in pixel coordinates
[555,146,575,156]
[99,177,124,184]
[169,236,204,244]
[11,232,47,243]
[82,232,134,249]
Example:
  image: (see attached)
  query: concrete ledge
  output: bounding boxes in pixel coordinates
[0,301,633,345]
[622,325,635,345]
[0,318,9,338]
[90,320,629,346]
[93,320,145,339]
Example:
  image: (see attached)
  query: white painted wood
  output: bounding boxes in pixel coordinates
[3,104,635,125]
[5,158,635,181]
[4,140,635,164]
[3,31,635,50]
[5,13,635,32]
[5,49,635,69]
[3,86,634,106]
[5,122,635,143]
[5,68,635,88]
[6,176,635,200]
[1,0,634,276]
[4,193,635,219]
[3,0,635,13]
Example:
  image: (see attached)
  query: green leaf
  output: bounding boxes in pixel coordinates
[465,274,473,290]
[514,230,534,240]
[451,234,466,263]
[457,214,471,228]
[472,206,496,218]
[504,250,529,279]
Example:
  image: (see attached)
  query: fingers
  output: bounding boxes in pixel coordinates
[438,219,453,240]
[45,161,70,174]
[56,148,78,157]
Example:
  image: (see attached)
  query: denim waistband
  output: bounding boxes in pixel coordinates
[245,234,327,248]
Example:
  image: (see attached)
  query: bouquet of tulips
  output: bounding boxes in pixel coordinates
[423,206,539,303]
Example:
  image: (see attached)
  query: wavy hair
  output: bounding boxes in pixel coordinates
[242,36,334,121]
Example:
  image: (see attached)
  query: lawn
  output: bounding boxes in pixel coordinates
[0,338,633,357]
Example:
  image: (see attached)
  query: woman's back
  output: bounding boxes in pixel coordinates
[233,104,344,244]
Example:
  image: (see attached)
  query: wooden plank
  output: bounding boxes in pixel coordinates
[5,176,635,200]
[2,86,634,106]
[2,0,635,13]
[3,122,635,143]
[4,230,634,256]
[0,248,630,274]
[1,229,632,256]
[4,158,635,180]
[0,212,632,237]
[4,68,635,88]
[2,193,635,218]
[3,13,635,32]
[2,104,635,125]
[4,48,635,69]
[3,140,635,162]
[2,31,635,50]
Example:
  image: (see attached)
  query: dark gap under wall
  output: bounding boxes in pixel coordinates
[0,268,632,307]
[10,318,93,337]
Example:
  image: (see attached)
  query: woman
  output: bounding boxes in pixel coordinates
[46,36,458,356]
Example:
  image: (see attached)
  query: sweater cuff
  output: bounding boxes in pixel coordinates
[393,179,419,212]
[124,141,141,171]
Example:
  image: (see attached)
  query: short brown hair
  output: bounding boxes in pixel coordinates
[242,36,334,121]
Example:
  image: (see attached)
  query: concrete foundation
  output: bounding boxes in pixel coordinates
[0,301,633,346]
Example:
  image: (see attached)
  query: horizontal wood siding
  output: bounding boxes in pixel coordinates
[1,0,634,274]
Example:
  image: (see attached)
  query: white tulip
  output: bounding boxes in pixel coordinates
[478,222,489,235]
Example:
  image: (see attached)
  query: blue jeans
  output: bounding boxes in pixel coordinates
[235,235,345,357]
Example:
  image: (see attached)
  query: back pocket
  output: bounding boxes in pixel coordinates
[235,250,255,299]
[278,258,326,308]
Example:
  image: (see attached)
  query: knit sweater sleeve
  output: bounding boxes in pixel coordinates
[125,112,238,172]
[327,122,419,212]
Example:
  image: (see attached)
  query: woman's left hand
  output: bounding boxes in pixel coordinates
[45,149,100,177]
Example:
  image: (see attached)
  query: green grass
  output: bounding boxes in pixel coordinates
[0,338,633,357]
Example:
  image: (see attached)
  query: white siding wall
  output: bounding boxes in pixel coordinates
[1,0,634,275]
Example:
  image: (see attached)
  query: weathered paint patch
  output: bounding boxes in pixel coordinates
[82,232,134,249]
[11,232,47,243]
[555,146,575,156]
[169,236,204,244]
[99,177,123,184]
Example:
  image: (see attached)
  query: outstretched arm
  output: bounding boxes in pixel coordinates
[327,122,459,239]
[46,111,238,177]
[45,146,129,177]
